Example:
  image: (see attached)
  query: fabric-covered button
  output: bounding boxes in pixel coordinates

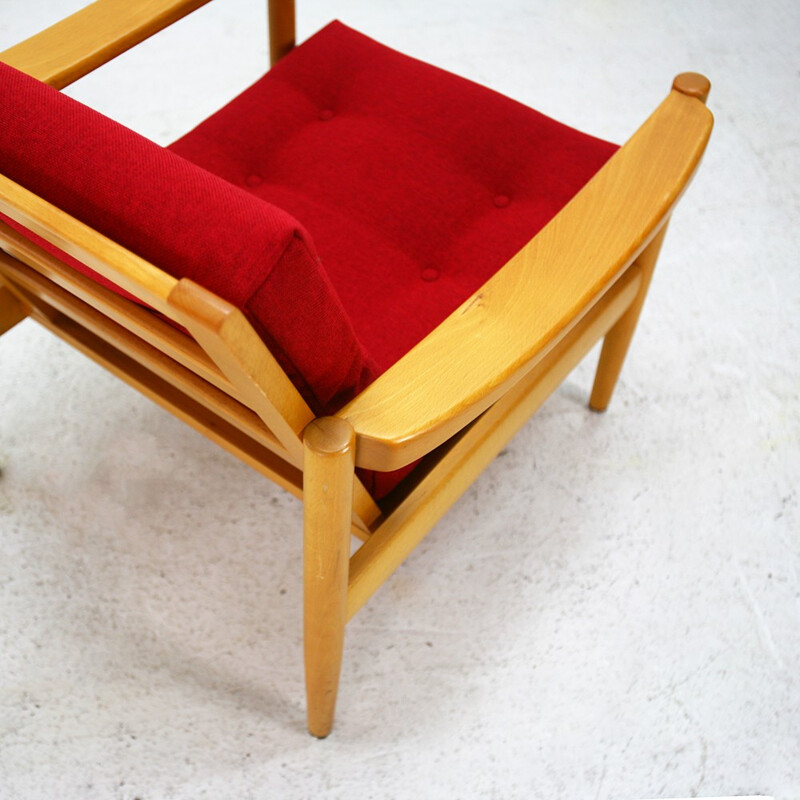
[245,174,263,187]
[420,267,440,282]
[319,109,335,121]
[493,194,510,208]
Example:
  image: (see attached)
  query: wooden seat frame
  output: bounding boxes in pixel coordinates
[0,0,713,737]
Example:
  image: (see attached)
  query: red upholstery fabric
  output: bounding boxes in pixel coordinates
[171,21,618,374]
[0,61,378,419]
[0,21,617,499]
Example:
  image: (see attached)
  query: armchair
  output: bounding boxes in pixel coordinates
[0,0,713,737]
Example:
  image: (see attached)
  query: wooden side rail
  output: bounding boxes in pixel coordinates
[168,279,315,465]
[0,171,381,529]
[0,250,380,534]
[0,251,284,454]
[341,79,713,472]
[346,262,644,618]
[0,175,178,315]
[0,0,297,89]
[0,0,215,89]
[0,176,313,458]
[0,222,241,400]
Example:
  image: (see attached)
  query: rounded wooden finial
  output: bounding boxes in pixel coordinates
[303,416,355,456]
[672,72,711,104]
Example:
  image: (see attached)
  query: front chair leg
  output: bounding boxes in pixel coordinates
[589,222,669,411]
[302,416,356,738]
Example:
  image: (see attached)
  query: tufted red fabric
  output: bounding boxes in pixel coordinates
[0,21,617,499]
[171,21,618,374]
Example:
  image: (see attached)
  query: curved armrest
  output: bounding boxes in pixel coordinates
[341,79,713,472]
[0,0,213,88]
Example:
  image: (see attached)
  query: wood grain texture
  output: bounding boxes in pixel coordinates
[0,253,287,453]
[23,296,306,500]
[0,188,380,529]
[341,87,713,472]
[3,263,376,540]
[0,20,714,737]
[0,223,242,400]
[167,280,381,529]
[168,279,313,465]
[0,0,214,89]
[347,265,643,619]
[303,417,355,737]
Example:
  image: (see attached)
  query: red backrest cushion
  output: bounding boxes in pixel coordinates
[0,62,378,416]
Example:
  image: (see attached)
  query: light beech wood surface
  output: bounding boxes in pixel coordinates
[0,0,214,88]
[341,88,713,471]
[303,417,355,738]
[0,0,713,736]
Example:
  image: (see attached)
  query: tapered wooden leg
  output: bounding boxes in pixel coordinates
[0,282,29,336]
[589,223,669,411]
[302,416,355,738]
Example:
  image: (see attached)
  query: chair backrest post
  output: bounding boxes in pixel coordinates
[268,0,296,66]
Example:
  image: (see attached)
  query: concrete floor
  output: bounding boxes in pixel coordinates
[0,1,798,798]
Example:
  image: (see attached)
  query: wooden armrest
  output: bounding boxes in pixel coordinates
[0,0,213,88]
[342,78,713,472]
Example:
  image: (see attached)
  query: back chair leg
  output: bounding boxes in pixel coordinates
[302,417,356,738]
[0,281,29,336]
[589,223,669,411]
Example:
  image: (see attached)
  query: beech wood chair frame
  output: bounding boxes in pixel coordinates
[0,0,713,737]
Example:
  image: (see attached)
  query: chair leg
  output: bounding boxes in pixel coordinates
[302,416,356,738]
[589,223,669,411]
[0,282,29,336]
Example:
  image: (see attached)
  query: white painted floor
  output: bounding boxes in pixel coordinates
[1,1,798,798]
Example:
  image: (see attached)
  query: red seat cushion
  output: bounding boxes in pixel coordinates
[170,21,618,375]
[0,21,617,499]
